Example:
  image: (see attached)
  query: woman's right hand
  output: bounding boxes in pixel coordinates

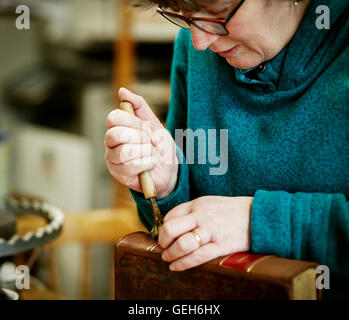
[105,87,179,199]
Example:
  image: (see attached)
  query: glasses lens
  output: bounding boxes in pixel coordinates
[159,13,190,29]
[193,21,228,35]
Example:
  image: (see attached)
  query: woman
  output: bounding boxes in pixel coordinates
[105,0,349,297]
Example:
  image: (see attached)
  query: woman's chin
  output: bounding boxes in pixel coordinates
[225,55,263,70]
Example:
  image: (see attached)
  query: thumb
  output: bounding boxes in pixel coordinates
[118,87,163,130]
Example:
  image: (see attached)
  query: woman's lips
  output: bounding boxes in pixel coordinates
[215,45,240,58]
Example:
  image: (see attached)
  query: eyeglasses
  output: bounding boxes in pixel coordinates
[156,0,245,36]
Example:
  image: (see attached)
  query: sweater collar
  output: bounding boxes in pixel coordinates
[234,47,287,93]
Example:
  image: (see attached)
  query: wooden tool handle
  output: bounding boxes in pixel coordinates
[119,101,157,199]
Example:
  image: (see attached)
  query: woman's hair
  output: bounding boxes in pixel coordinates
[132,0,208,12]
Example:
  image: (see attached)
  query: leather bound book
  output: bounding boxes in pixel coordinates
[114,231,321,300]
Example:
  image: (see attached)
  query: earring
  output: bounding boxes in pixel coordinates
[294,1,299,6]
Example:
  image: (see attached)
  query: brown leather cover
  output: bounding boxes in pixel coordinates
[114,231,321,300]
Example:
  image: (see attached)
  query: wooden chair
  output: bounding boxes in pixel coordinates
[17,206,147,299]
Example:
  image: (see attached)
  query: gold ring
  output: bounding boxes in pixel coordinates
[191,230,203,247]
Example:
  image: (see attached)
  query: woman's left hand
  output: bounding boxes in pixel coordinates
[159,196,253,271]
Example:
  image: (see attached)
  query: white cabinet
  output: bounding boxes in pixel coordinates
[12,125,93,212]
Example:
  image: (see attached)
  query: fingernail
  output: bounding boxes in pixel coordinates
[169,264,176,271]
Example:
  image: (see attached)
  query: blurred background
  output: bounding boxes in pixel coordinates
[0,0,178,299]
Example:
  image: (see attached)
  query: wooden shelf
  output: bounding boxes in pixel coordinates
[131,23,178,43]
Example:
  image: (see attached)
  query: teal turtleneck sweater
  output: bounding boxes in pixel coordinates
[130,0,349,298]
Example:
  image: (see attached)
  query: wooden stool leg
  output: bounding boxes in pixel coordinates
[81,244,91,300]
[45,247,59,293]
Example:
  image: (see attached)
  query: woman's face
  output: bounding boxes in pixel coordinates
[185,0,311,69]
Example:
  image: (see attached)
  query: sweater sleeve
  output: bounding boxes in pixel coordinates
[250,190,349,282]
[129,30,191,231]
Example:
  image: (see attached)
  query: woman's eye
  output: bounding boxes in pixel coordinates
[210,7,229,15]
[209,0,240,15]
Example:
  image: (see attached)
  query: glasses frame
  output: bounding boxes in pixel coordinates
[156,0,245,36]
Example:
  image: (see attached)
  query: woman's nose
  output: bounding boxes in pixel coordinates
[190,25,219,51]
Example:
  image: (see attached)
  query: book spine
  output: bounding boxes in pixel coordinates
[219,253,273,272]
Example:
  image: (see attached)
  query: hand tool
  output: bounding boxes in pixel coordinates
[119,101,163,240]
